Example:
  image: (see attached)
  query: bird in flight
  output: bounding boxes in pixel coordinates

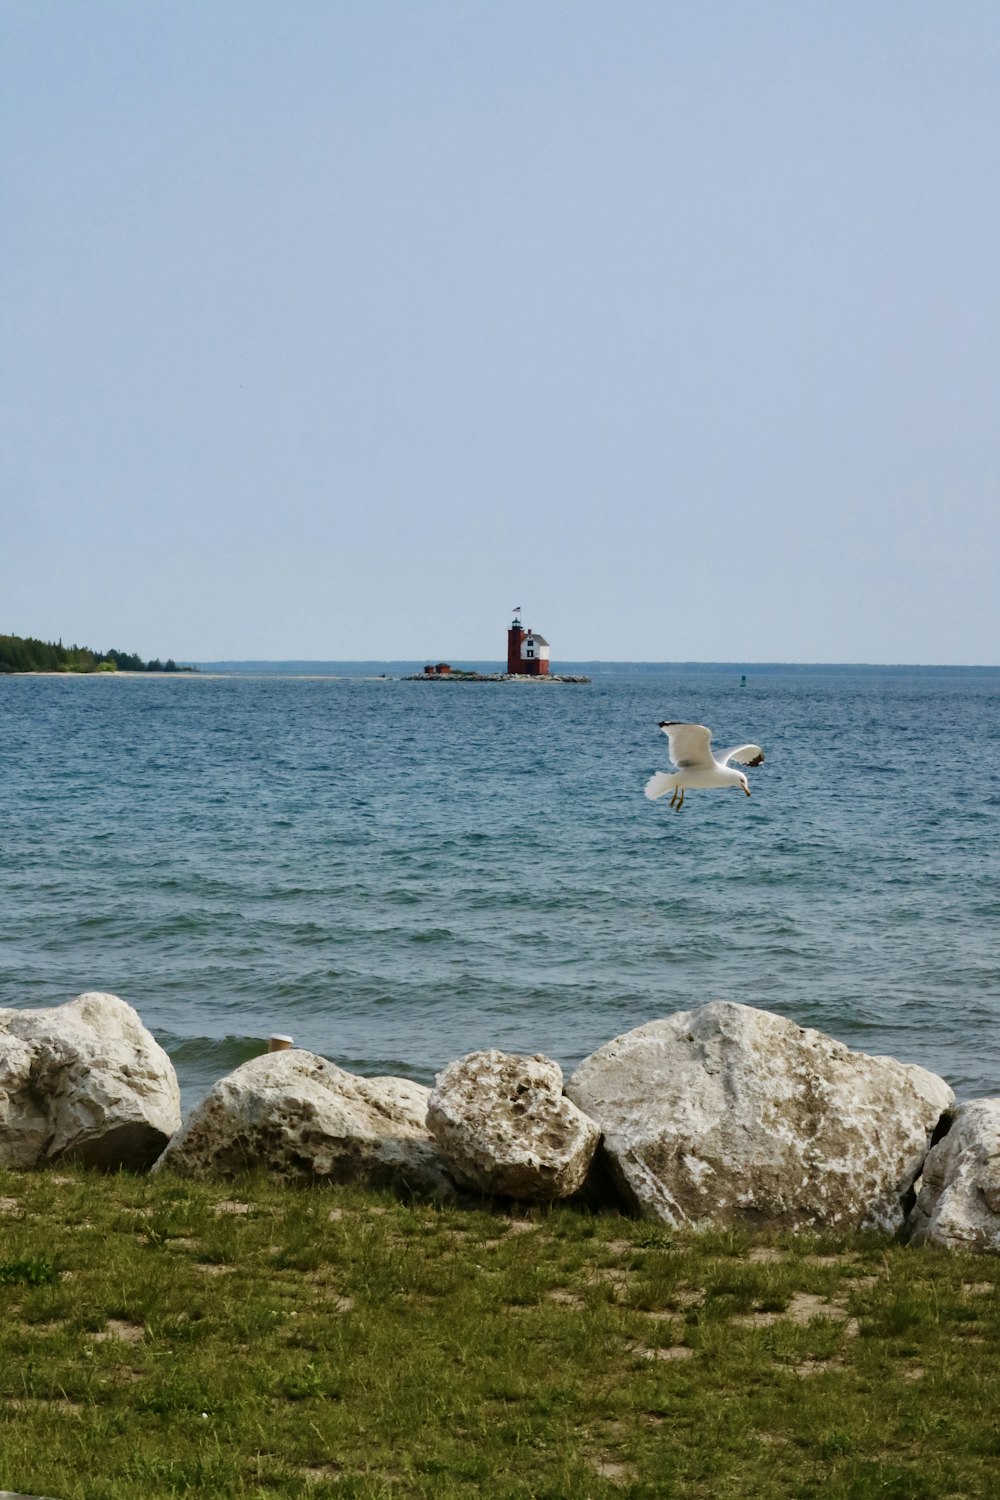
[644,722,764,811]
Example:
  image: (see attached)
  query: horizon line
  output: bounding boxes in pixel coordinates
[189,657,1000,671]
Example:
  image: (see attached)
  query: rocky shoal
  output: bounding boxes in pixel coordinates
[2,993,998,1253]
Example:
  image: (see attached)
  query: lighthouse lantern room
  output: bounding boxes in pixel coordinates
[507,611,551,676]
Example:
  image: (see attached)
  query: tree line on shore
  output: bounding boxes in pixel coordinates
[0,632,192,674]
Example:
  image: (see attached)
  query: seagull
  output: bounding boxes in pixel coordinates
[644,722,764,811]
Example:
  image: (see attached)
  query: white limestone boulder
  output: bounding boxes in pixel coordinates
[909,1099,1000,1253]
[153,1049,455,1198]
[565,1001,954,1232]
[0,992,181,1171]
[426,1050,600,1201]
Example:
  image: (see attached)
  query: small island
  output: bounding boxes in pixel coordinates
[406,664,590,683]
[0,632,195,675]
[406,613,590,683]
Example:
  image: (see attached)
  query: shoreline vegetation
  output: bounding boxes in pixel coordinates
[0,632,194,675]
[2,1168,999,1499]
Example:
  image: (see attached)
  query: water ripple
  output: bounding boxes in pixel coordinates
[2,668,999,1108]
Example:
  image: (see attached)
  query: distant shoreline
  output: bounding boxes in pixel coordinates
[5,670,214,679]
[8,662,1000,680]
[192,659,1000,676]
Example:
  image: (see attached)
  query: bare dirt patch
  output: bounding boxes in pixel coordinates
[674,1287,703,1307]
[734,1292,854,1329]
[794,1356,847,1376]
[633,1343,694,1362]
[589,1457,635,1483]
[91,1319,145,1344]
[214,1200,252,1215]
[787,1292,851,1324]
[586,1267,629,1288]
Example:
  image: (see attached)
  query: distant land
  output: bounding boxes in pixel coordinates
[0,633,193,675]
[5,647,996,679]
[192,660,1000,677]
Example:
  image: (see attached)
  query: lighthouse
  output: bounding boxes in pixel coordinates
[507,611,550,676]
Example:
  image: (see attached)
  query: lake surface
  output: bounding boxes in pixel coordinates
[2,668,999,1108]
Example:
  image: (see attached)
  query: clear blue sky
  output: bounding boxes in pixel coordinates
[2,1,998,663]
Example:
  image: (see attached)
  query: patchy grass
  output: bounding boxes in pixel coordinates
[1,1169,999,1498]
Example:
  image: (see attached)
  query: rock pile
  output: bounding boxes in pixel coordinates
[3,992,999,1252]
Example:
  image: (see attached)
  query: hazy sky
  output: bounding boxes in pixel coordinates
[2,2,998,663]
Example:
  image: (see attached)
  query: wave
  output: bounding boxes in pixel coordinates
[6,670,1000,1103]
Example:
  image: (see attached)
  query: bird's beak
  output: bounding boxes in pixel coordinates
[744,785,751,797]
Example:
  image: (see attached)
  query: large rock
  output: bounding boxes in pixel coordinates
[427,1050,600,1201]
[0,992,181,1171]
[909,1099,1000,1253]
[153,1049,454,1198]
[565,1001,954,1232]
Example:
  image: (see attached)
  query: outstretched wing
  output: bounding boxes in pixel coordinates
[717,743,764,768]
[658,722,714,770]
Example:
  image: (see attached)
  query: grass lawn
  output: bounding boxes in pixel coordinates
[1,1167,998,1499]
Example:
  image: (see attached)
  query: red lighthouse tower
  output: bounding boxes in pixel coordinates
[506,611,550,676]
[507,614,525,674]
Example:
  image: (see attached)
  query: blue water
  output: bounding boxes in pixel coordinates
[2,668,999,1108]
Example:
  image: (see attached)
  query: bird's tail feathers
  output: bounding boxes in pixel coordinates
[644,771,678,802]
